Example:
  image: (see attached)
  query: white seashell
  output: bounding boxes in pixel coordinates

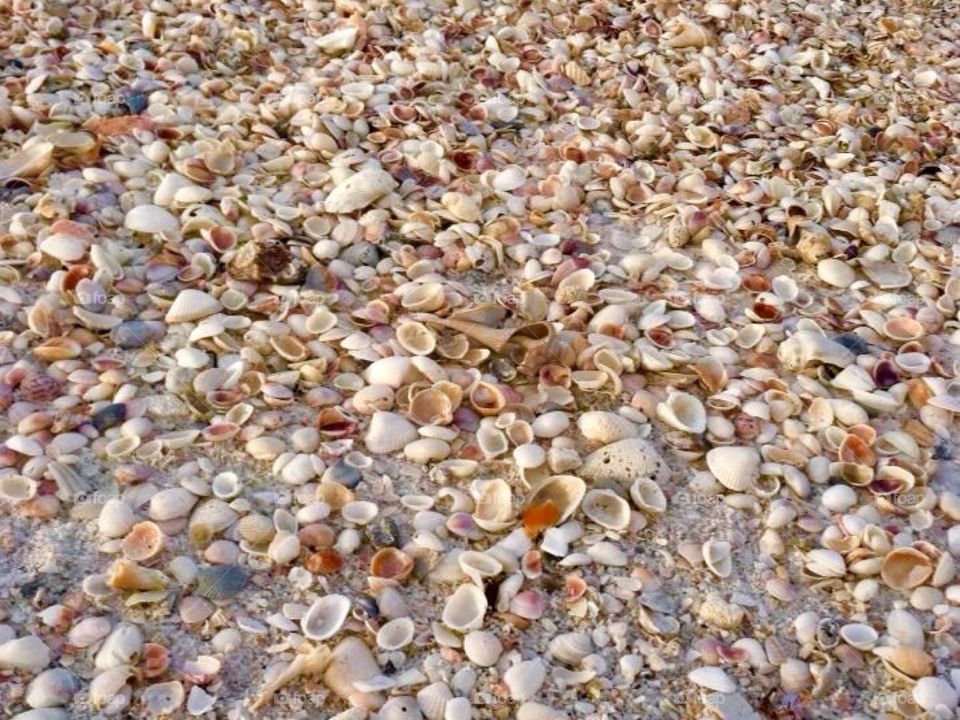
[471,478,514,531]
[442,584,487,631]
[581,489,630,530]
[777,331,855,371]
[124,204,179,234]
[516,703,569,720]
[302,594,352,641]
[580,438,666,485]
[458,551,503,585]
[94,623,143,671]
[912,677,959,714]
[821,485,857,512]
[325,167,397,214]
[526,476,585,525]
[687,666,736,693]
[504,658,547,701]
[67,617,112,648]
[705,446,759,492]
[363,357,414,388]
[462,631,502,667]
[586,541,627,566]
[377,587,412,620]
[576,411,636,444]
[416,682,452,720]
[886,609,925,649]
[804,549,846,578]
[630,478,666,513]
[656,391,706,433]
[267,532,301,565]
[378,696,424,720]
[377,618,416,650]
[25,667,76,709]
[89,665,134,711]
[315,27,359,53]
[702,540,733,578]
[839,623,878,650]
[548,632,593,665]
[211,472,241,500]
[97,498,136,537]
[40,234,86,262]
[404,438,451,463]
[165,289,222,323]
[444,697,471,720]
[476,426,508,460]
[186,686,217,716]
[342,501,379,525]
[365,412,418,454]
[141,681,185,715]
[0,635,52,672]
[531,411,569,438]
[0,475,38,503]
[817,258,855,288]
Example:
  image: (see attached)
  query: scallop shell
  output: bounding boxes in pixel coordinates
[705,446,760,492]
[581,489,631,531]
[324,167,397,214]
[164,289,222,323]
[657,391,707,433]
[442,583,487,631]
[301,594,352,641]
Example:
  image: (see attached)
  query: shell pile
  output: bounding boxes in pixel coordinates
[0,0,958,718]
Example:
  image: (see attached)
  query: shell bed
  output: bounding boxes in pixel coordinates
[0,0,958,719]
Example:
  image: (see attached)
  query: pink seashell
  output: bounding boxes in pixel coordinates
[509,590,546,620]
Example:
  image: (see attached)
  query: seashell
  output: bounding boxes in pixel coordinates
[576,411,636,444]
[463,631,502,667]
[67,617,111,648]
[516,703,568,720]
[873,646,934,679]
[342,500,379,526]
[379,697,424,720]
[581,489,630,530]
[656,392,706,433]
[89,665,134,712]
[887,609,925,649]
[365,411,418,454]
[268,532,301,565]
[630,478,667,514]
[323,637,383,707]
[525,476,585,526]
[354,385,396,415]
[508,590,547,620]
[325,167,397,214]
[0,635,52,672]
[95,623,143,670]
[504,658,547,701]
[778,331,855,371]
[839,623,878,650]
[468,382,505,416]
[688,666,736,693]
[471,478,514,531]
[121,522,165,563]
[302,594,352,641]
[883,317,924,342]
[363,357,415,388]
[315,27,359,53]
[880,547,933,590]
[211,472,241,500]
[194,564,248,600]
[125,204,179,234]
[141,681,185,715]
[416,682,452,720]
[0,475,37,503]
[702,540,732,578]
[187,686,217,716]
[705,446,759,492]
[442,584,487,631]
[377,617,416,650]
[532,411,570,438]
[804,549,846,578]
[817,258,855,288]
[26,667,76,709]
[549,632,593,665]
[580,438,666,485]
[912,677,959,714]
[396,322,437,356]
[107,559,169,591]
[371,547,414,582]
[458,550,503,585]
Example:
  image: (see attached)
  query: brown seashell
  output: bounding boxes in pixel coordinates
[316,407,359,438]
[306,549,344,575]
[370,547,414,582]
[839,434,876,466]
[873,645,934,679]
[121,521,165,564]
[107,559,169,591]
[228,239,293,282]
[468,381,506,416]
[881,547,933,591]
[408,388,454,426]
[316,481,354,510]
[140,643,170,678]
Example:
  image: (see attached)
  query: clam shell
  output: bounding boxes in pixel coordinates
[458,550,503,585]
[912,677,959,714]
[0,475,38,503]
[125,204,179,234]
[324,167,397,214]
[376,617,416,650]
[463,631,502,667]
[688,666,736,693]
[548,632,593,665]
[365,411,418,454]
[471,478,514,531]
[702,539,733,578]
[525,475,585,525]
[657,391,707,433]
[581,489,630,530]
[95,623,143,671]
[880,547,933,590]
[576,411,636,444]
[839,623,878,650]
[706,446,760,492]
[504,659,547,701]
[164,289,222,323]
[630,478,667,513]
[26,667,76,709]
[442,584,487,631]
[302,594,352,641]
[396,322,437,356]
[873,645,934,679]
[0,635,52,673]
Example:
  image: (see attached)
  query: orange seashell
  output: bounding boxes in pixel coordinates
[140,643,170,678]
[742,274,771,293]
[839,433,876,466]
[306,549,344,575]
[121,521,165,564]
[565,575,587,602]
[299,523,336,549]
[522,500,560,537]
[846,424,877,446]
[370,547,414,582]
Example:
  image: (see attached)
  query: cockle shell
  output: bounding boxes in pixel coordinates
[581,489,630,530]
[442,584,487,631]
[324,167,397,214]
[804,549,846,578]
[463,631,502,667]
[471,478,514,531]
[164,289,222,323]
[376,617,416,650]
[365,411,418,454]
[302,595,351,641]
[630,478,667,513]
[705,446,759,492]
[458,551,503,585]
[548,632,593,665]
